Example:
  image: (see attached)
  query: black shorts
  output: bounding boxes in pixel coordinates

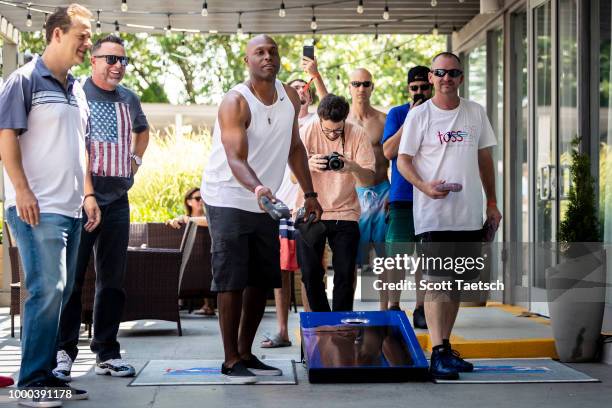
[416,230,485,282]
[206,204,281,292]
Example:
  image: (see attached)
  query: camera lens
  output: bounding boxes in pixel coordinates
[329,156,344,171]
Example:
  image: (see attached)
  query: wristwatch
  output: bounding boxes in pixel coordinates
[304,191,318,199]
[131,154,142,166]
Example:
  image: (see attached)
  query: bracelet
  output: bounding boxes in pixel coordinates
[304,191,318,199]
[254,185,266,196]
[83,193,96,202]
[487,200,497,208]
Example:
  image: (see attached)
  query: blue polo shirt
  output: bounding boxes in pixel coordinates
[381,103,413,202]
[0,56,90,218]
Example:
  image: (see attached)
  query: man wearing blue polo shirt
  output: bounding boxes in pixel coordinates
[380,66,431,329]
[0,4,98,405]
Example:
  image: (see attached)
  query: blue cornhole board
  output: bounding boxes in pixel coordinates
[300,311,429,383]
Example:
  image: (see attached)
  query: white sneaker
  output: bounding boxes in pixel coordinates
[95,358,136,377]
[52,350,73,382]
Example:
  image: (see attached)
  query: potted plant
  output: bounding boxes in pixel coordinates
[546,137,606,362]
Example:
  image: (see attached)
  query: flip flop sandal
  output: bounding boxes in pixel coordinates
[260,333,292,348]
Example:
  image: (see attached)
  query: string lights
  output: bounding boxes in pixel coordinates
[236,12,243,35]
[5,0,453,36]
[431,0,437,7]
[310,6,317,30]
[114,20,120,36]
[382,1,389,20]
[25,5,31,27]
[166,14,172,37]
[96,9,101,34]
[279,1,286,18]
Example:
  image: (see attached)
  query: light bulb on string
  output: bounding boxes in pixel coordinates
[431,0,438,7]
[357,0,364,14]
[310,7,317,31]
[374,23,378,41]
[26,9,32,28]
[383,4,389,20]
[96,10,101,35]
[459,0,465,3]
[114,20,120,36]
[279,1,286,18]
[121,0,128,12]
[312,29,317,46]
[166,14,172,37]
[432,23,439,36]
[236,12,243,36]
[201,1,208,17]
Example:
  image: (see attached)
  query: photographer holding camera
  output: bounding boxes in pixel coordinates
[297,94,375,312]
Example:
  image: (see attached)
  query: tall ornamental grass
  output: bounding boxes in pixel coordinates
[129,126,212,222]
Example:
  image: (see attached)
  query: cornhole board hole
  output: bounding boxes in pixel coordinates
[300,311,429,383]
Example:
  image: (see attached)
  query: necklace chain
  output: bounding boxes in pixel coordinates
[250,82,277,105]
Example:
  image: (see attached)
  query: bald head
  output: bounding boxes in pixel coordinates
[244,34,281,81]
[246,35,277,54]
[348,68,374,103]
[349,68,372,82]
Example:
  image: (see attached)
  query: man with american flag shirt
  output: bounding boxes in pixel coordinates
[54,35,149,381]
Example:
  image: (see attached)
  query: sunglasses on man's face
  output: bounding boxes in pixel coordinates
[93,55,130,66]
[350,81,372,88]
[431,68,463,78]
[410,84,431,92]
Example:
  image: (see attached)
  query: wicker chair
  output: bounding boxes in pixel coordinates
[146,223,214,305]
[121,220,198,336]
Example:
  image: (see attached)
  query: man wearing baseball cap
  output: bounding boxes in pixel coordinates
[379,66,432,328]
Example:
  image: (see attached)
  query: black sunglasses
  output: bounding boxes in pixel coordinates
[431,69,463,78]
[350,81,372,88]
[410,84,431,91]
[189,196,202,202]
[93,55,130,66]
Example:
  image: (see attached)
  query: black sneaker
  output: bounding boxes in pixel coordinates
[442,340,473,372]
[18,383,63,408]
[46,377,89,400]
[429,346,459,380]
[413,306,428,329]
[388,305,402,312]
[242,355,282,376]
[221,361,258,384]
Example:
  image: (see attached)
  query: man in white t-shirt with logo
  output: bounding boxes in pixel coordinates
[398,52,502,380]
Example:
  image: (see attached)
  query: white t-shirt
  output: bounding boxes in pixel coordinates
[274,112,317,209]
[398,98,496,235]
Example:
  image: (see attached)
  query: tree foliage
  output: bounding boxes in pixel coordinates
[20,31,445,107]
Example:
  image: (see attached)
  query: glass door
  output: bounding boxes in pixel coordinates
[531,0,554,315]
[508,9,530,307]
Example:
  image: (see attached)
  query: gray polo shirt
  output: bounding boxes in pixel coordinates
[0,56,89,218]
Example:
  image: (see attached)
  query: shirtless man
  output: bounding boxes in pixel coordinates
[348,68,389,268]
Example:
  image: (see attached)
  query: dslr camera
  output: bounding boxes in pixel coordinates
[323,152,344,171]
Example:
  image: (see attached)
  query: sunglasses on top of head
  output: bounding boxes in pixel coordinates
[431,69,463,78]
[93,55,130,66]
[350,81,372,88]
[409,84,431,92]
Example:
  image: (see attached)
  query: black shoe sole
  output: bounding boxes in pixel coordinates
[430,371,460,381]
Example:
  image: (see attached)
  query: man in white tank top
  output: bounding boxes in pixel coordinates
[201,35,322,383]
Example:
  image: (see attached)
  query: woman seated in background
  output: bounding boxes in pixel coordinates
[166,187,215,316]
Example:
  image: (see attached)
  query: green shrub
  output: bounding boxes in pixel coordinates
[129,126,213,222]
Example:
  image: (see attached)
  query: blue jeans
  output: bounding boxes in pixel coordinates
[5,206,81,387]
